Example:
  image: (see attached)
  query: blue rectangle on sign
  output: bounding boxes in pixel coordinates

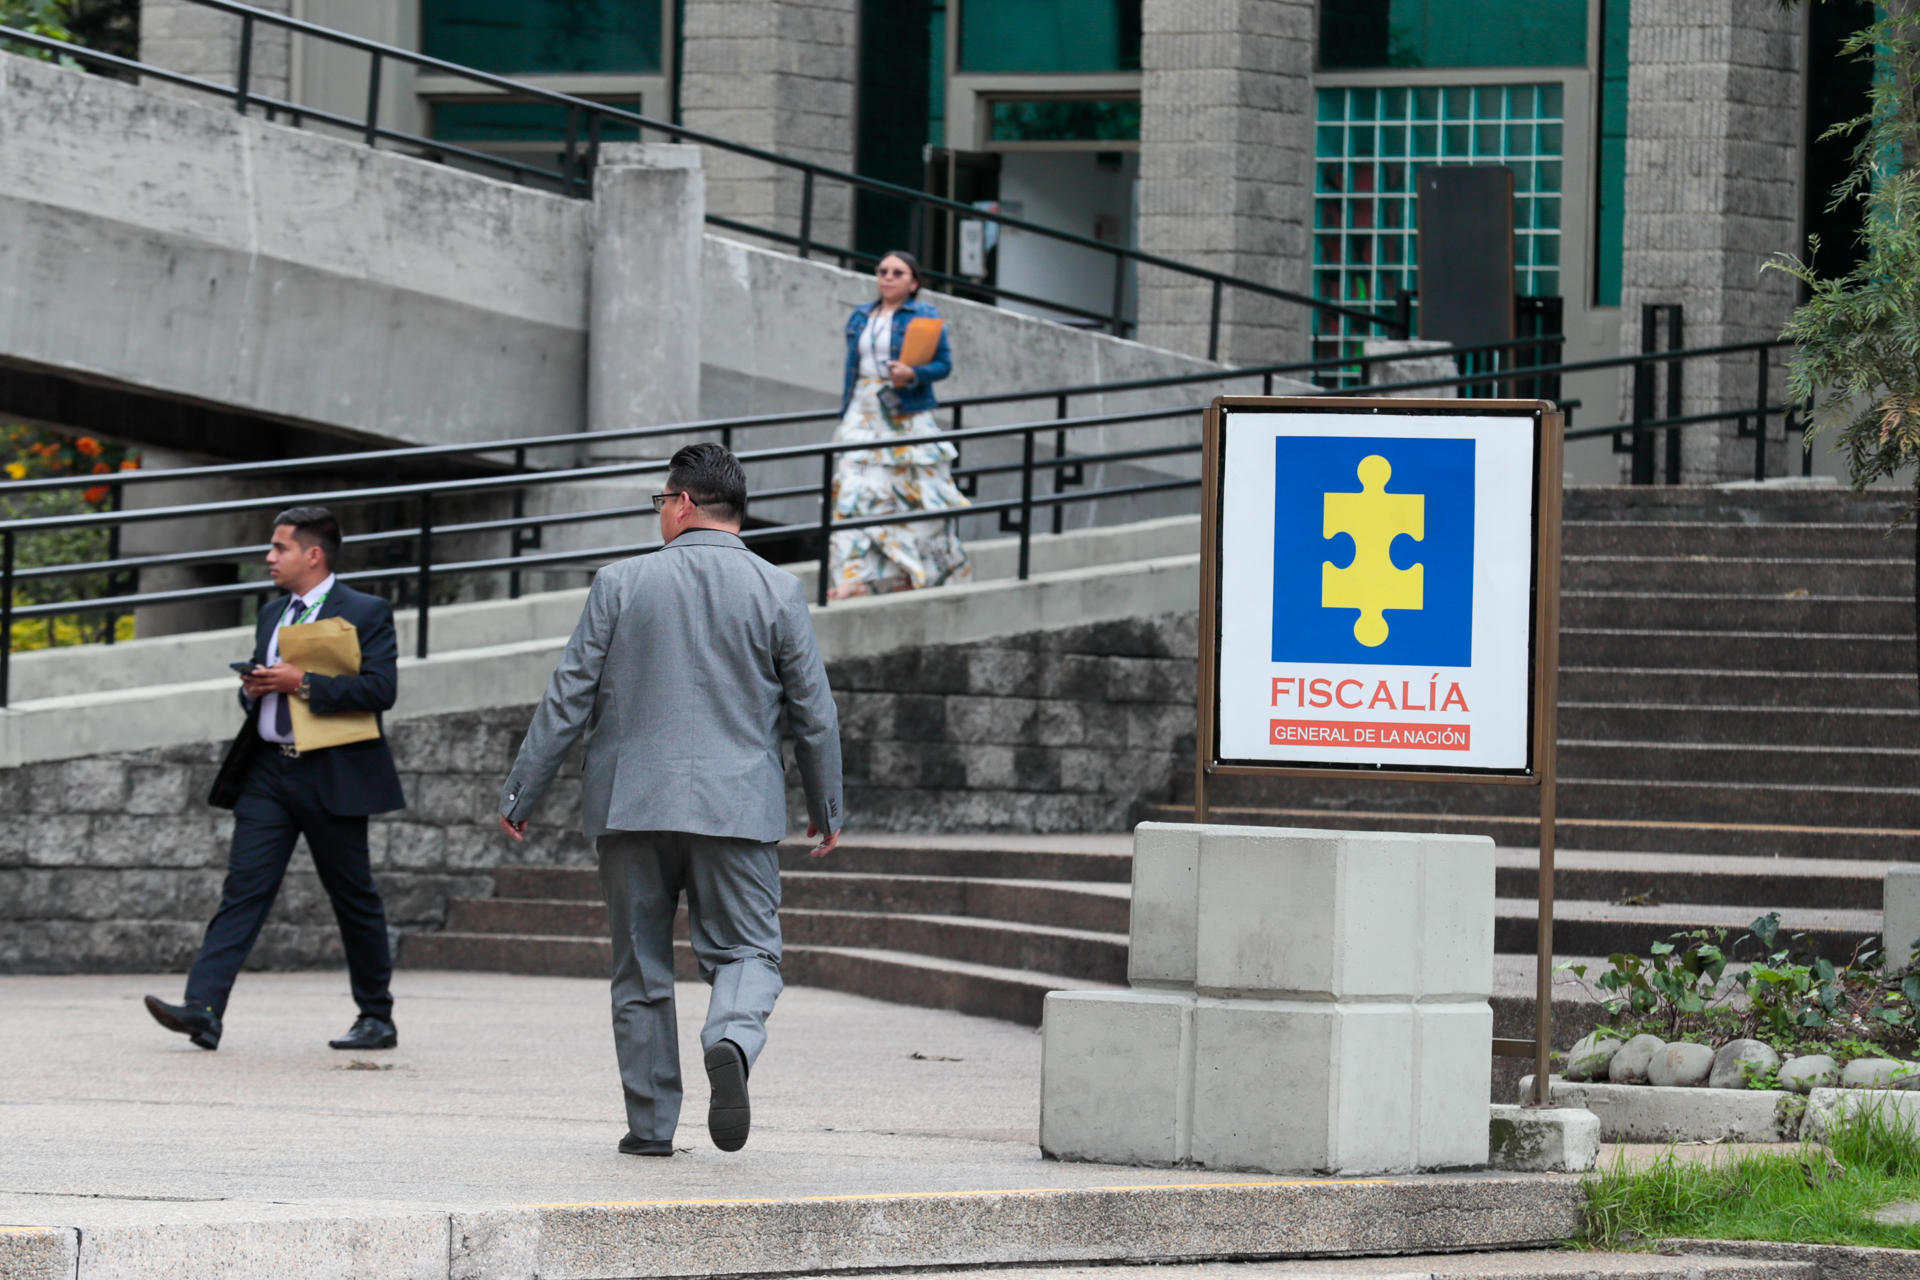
[1271,435,1475,666]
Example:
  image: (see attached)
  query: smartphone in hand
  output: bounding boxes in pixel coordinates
[230,661,258,674]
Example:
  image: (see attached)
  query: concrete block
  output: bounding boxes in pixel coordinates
[1803,1087,1920,1143]
[1488,1106,1601,1172]
[1417,1003,1495,1167]
[1521,1077,1806,1143]
[0,1227,78,1280]
[1039,989,1193,1165]
[1189,999,1339,1172]
[74,1212,450,1279]
[1886,866,1920,969]
[1127,822,1198,988]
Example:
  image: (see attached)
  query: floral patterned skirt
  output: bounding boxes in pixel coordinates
[828,381,973,595]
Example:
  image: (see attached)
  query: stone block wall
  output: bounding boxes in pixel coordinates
[680,0,857,260]
[1135,0,1315,366]
[3,614,1198,974]
[140,0,292,103]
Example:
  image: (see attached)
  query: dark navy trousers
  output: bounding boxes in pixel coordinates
[185,749,393,1019]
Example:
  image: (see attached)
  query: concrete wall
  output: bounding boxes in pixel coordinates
[0,611,1195,974]
[0,51,594,451]
[1619,0,1804,483]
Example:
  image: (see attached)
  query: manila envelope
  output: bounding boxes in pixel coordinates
[278,617,382,752]
[898,317,944,367]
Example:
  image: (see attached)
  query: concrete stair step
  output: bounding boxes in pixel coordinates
[398,929,1111,1027]
[782,909,1129,984]
[1561,739,1920,787]
[447,875,1131,937]
[1563,592,1915,634]
[1564,554,1910,595]
[1494,847,1890,911]
[1559,701,1920,747]
[1562,488,1906,524]
[1563,628,1913,672]
[1144,804,1920,860]
[912,1254,1816,1280]
[1180,776,1920,830]
[1559,667,1917,709]
[1562,520,1907,559]
[1494,896,1881,964]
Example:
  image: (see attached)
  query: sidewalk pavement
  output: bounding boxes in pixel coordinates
[0,969,1275,1219]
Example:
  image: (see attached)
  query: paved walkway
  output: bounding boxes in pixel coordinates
[3,969,1296,1216]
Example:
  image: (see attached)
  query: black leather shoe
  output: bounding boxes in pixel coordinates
[144,995,221,1050]
[328,1014,397,1050]
[618,1133,674,1157]
[704,1039,750,1152]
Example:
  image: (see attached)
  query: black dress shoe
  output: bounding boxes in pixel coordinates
[704,1039,750,1152]
[328,1014,397,1050]
[144,995,221,1050]
[618,1133,674,1157]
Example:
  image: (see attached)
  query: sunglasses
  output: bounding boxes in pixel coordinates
[650,491,706,511]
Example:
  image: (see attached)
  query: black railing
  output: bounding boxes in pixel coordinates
[0,1,1405,360]
[0,327,1806,708]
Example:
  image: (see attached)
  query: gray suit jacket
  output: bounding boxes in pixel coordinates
[499,530,843,842]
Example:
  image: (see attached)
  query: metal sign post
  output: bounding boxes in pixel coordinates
[1195,396,1564,1107]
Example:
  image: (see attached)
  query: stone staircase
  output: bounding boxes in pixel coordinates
[1161,486,1919,859]
[402,485,1916,1060]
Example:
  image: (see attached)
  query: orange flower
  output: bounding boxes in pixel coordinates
[83,485,109,504]
[120,459,140,471]
[75,436,103,457]
[92,461,110,474]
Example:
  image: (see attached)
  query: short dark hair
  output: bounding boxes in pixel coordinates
[272,505,342,569]
[667,443,747,523]
[879,249,924,298]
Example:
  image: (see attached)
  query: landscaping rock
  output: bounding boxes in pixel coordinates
[1608,1034,1665,1085]
[1708,1038,1780,1090]
[1648,1041,1715,1088]
[1563,1032,1624,1082]
[1839,1058,1920,1089]
[1778,1054,1839,1094]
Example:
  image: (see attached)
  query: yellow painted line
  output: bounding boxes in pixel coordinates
[0,1226,61,1233]
[527,1179,1393,1209]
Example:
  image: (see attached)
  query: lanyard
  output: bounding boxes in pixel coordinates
[282,590,329,629]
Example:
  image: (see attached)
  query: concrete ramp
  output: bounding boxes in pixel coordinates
[0,51,1245,461]
[0,518,1201,767]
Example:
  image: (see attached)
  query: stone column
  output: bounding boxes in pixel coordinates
[1618,0,1804,482]
[139,0,292,104]
[1041,823,1495,1174]
[679,0,857,261]
[1134,0,1315,366]
[588,143,706,451]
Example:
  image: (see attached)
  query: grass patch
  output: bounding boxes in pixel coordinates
[1584,1101,1920,1250]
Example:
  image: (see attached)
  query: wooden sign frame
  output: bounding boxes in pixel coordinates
[1194,396,1564,1105]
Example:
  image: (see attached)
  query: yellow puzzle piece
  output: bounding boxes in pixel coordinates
[1322,454,1424,647]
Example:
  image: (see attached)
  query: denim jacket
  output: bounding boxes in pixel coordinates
[841,297,954,416]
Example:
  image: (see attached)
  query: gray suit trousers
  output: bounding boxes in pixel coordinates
[596,831,785,1143]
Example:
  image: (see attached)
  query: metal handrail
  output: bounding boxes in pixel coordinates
[0,4,1405,356]
[0,328,1804,706]
[0,331,1568,501]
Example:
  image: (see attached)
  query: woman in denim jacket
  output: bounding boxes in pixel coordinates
[826,251,972,599]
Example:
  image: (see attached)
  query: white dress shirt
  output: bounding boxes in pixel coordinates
[256,573,335,744]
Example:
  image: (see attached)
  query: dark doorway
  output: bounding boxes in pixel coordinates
[855,0,934,259]
[1802,0,1875,280]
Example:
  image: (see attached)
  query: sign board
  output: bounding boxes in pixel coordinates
[1195,394,1565,1101]
[1204,397,1558,780]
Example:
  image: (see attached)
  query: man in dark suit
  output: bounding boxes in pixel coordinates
[145,506,407,1052]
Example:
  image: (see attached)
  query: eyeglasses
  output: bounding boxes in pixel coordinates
[876,267,911,278]
[651,491,705,511]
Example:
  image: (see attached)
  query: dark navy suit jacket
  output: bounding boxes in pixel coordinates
[240,582,406,816]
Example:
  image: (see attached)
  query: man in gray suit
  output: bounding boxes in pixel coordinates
[497,442,843,1157]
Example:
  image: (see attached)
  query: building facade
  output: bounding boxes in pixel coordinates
[138,0,1870,481]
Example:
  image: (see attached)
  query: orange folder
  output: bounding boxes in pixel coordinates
[898,317,944,367]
